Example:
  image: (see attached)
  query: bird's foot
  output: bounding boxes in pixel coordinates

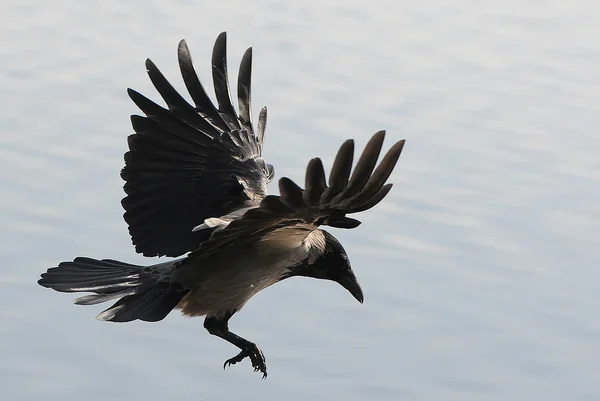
[223,343,267,379]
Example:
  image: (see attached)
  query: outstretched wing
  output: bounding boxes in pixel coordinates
[121,32,274,258]
[193,130,405,256]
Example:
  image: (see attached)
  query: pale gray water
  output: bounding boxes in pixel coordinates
[1,1,599,400]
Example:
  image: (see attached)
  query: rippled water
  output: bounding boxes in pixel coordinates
[1,1,599,400]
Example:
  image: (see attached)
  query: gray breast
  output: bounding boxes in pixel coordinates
[174,229,314,318]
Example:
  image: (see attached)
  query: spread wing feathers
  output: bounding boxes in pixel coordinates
[193,131,405,256]
[121,32,274,258]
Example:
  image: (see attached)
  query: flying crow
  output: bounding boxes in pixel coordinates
[38,32,406,378]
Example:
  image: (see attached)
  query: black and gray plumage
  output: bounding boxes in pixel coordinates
[38,32,406,378]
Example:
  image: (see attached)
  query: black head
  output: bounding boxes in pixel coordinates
[293,229,363,303]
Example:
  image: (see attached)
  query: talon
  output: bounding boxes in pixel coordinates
[223,349,249,370]
[222,344,267,378]
[248,345,267,378]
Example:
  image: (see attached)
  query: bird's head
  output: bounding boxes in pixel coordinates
[292,229,364,304]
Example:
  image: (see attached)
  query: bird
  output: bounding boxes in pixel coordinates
[38,32,406,379]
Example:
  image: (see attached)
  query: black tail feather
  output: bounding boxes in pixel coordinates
[97,281,186,322]
[38,257,187,322]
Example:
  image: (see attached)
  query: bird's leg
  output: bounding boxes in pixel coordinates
[204,314,267,379]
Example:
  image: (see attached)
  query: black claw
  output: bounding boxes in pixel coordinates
[223,350,247,369]
[222,344,267,378]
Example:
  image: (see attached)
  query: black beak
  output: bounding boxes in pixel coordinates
[338,270,364,304]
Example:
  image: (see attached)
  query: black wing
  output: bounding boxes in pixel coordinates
[193,131,405,256]
[121,32,274,257]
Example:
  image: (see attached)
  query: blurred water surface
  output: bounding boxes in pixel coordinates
[1,1,599,400]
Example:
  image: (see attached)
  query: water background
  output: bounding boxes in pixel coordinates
[1,1,599,400]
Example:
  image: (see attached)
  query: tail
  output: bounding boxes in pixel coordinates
[38,257,188,322]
